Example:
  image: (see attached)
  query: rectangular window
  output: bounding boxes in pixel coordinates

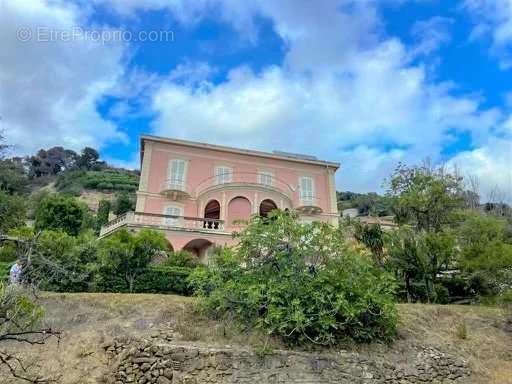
[299,176,314,204]
[168,159,186,190]
[259,171,273,186]
[164,206,182,226]
[215,166,232,184]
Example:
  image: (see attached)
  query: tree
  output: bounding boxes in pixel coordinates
[98,229,168,292]
[352,221,385,266]
[0,159,28,194]
[112,192,135,215]
[28,147,78,177]
[34,195,85,236]
[76,147,105,170]
[457,212,512,273]
[386,162,464,232]
[96,199,111,233]
[0,191,26,233]
[385,227,457,303]
[0,282,60,382]
[189,211,397,345]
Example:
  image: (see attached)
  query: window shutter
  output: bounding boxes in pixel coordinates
[260,171,273,186]
[168,159,186,188]
[215,166,232,184]
[300,177,314,203]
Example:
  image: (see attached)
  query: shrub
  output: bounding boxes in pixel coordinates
[112,192,135,215]
[98,229,168,292]
[0,243,17,262]
[189,211,397,345]
[34,194,85,236]
[159,250,199,268]
[0,191,27,233]
[94,266,193,295]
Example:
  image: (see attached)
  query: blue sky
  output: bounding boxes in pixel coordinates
[2,0,512,199]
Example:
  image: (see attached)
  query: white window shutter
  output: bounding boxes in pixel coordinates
[300,177,314,203]
[168,159,186,189]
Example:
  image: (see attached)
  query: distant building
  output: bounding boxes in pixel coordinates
[100,135,340,262]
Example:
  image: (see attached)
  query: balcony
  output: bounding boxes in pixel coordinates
[160,179,190,200]
[99,211,225,238]
[296,195,323,214]
[195,172,293,199]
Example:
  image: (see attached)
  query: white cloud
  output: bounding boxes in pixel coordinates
[146,0,502,192]
[448,137,512,202]
[464,0,512,68]
[0,0,127,155]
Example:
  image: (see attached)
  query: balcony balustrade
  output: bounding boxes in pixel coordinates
[99,211,225,238]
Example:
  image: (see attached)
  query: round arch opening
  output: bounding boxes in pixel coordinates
[227,196,252,225]
[259,199,278,217]
[182,238,214,263]
[204,199,221,229]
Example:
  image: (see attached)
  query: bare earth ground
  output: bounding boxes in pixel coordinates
[2,292,511,383]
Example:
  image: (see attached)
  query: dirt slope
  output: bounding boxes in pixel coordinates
[3,293,511,383]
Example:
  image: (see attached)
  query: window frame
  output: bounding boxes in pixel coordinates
[299,176,315,204]
[167,158,188,190]
[215,165,233,185]
[259,170,274,187]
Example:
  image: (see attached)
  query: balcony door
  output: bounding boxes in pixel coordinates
[204,200,220,229]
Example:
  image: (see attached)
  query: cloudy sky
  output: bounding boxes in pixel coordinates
[1,0,512,199]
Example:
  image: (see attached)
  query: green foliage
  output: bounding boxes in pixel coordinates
[0,243,17,262]
[352,221,384,266]
[96,199,111,233]
[159,250,199,268]
[337,191,393,216]
[190,211,397,345]
[0,159,28,194]
[76,147,104,171]
[112,192,136,215]
[27,230,98,292]
[0,191,27,233]
[55,169,139,195]
[456,211,512,272]
[98,229,168,292]
[385,227,457,303]
[95,265,193,295]
[34,194,85,236]
[386,162,464,232]
[0,281,44,334]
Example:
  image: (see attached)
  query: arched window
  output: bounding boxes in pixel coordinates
[204,199,220,229]
[259,199,278,217]
[227,196,251,225]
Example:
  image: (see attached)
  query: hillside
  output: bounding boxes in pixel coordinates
[3,293,511,384]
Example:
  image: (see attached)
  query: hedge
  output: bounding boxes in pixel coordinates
[94,266,193,295]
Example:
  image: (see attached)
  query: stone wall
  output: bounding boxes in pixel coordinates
[99,337,470,384]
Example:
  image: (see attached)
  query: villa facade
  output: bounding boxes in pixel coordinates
[100,135,340,262]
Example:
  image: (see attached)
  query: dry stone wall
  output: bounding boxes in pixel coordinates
[99,337,470,384]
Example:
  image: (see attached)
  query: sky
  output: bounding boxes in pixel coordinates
[1,0,512,200]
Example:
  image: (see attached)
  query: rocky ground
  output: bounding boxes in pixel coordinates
[2,293,511,383]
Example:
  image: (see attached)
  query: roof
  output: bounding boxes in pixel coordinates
[140,135,341,169]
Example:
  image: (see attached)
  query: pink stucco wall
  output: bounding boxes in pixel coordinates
[136,137,339,255]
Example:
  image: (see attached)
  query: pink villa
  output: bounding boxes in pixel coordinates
[100,135,340,262]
